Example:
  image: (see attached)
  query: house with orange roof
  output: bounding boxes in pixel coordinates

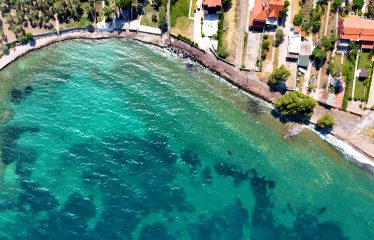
[203,0,222,14]
[338,15,374,51]
[249,0,284,28]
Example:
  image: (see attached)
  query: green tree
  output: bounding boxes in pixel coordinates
[312,46,326,67]
[353,0,364,10]
[332,0,343,11]
[116,0,132,8]
[222,0,232,10]
[322,36,333,51]
[293,11,304,26]
[275,29,284,46]
[102,5,114,20]
[280,0,290,18]
[269,65,291,85]
[274,91,317,118]
[158,6,167,32]
[316,113,335,128]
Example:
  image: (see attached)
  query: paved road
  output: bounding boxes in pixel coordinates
[244,32,261,70]
[234,0,250,69]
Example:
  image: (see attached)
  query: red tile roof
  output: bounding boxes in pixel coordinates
[249,0,284,26]
[338,15,374,42]
[203,0,222,7]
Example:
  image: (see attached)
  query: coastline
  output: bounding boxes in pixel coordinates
[1,30,374,167]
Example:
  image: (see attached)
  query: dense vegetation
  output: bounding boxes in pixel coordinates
[0,0,97,38]
[0,0,151,40]
[275,91,316,118]
[216,10,228,59]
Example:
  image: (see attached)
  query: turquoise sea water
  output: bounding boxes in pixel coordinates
[0,40,373,239]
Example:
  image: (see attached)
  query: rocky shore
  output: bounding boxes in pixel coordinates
[0,30,373,166]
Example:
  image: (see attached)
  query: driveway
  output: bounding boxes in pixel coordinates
[244,32,261,70]
[277,7,291,67]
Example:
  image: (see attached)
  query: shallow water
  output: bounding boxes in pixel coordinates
[0,40,373,240]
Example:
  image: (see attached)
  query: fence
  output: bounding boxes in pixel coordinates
[170,34,205,54]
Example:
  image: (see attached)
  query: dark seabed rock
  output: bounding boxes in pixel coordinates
[214,161,250,186]
[139,222,176,240]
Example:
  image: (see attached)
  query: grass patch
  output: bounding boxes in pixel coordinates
[332,54,341,75]
[342,55,355,109]
[140,5,158,28]
[358,52,372,69]
[355,52,374,101]
[354,79,366,100]
[170,16,193,37]
[171,0,190,27]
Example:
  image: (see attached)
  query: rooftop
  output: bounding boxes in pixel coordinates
[338,15,374,42]
[249,0,284,27]
[288,31,301,54]
[203,0,222,7]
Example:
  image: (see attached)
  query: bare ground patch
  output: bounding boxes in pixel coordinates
[222,0,239,62]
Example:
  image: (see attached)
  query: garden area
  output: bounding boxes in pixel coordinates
[170,0,193,37]
[140,5,159,28]
[355,52,374,102]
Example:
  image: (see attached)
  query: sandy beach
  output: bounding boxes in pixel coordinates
[0,29,374,166]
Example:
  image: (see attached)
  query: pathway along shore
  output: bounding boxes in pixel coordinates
[1,30,374,170]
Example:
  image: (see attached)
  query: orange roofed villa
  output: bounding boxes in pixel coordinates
[249,0,284,28]
[203,0,222,14]
[338,15,374,51]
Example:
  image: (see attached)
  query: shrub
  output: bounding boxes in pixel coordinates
[275,29,284,46]
[152,14,157,23]
[316,113,335,128]
[217,45,228,58]
[274,91,317,118]
[262,39,270,50]
[19,32,33,44]
[1,45,9,54]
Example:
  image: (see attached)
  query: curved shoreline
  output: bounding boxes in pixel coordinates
[1,30,374,168]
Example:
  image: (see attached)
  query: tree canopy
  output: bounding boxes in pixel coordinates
[158,6,167,32]
[293,12,304,26]
[316,113,335,128]
[274,91,316,118]
[269,65,291,85]
[311,46,326,68]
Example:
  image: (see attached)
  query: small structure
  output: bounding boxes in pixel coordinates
[249,0,284,28]
[203,0,222,14]
[358,69,368,79]
[338,15,374,51]
[298,55,309,68]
